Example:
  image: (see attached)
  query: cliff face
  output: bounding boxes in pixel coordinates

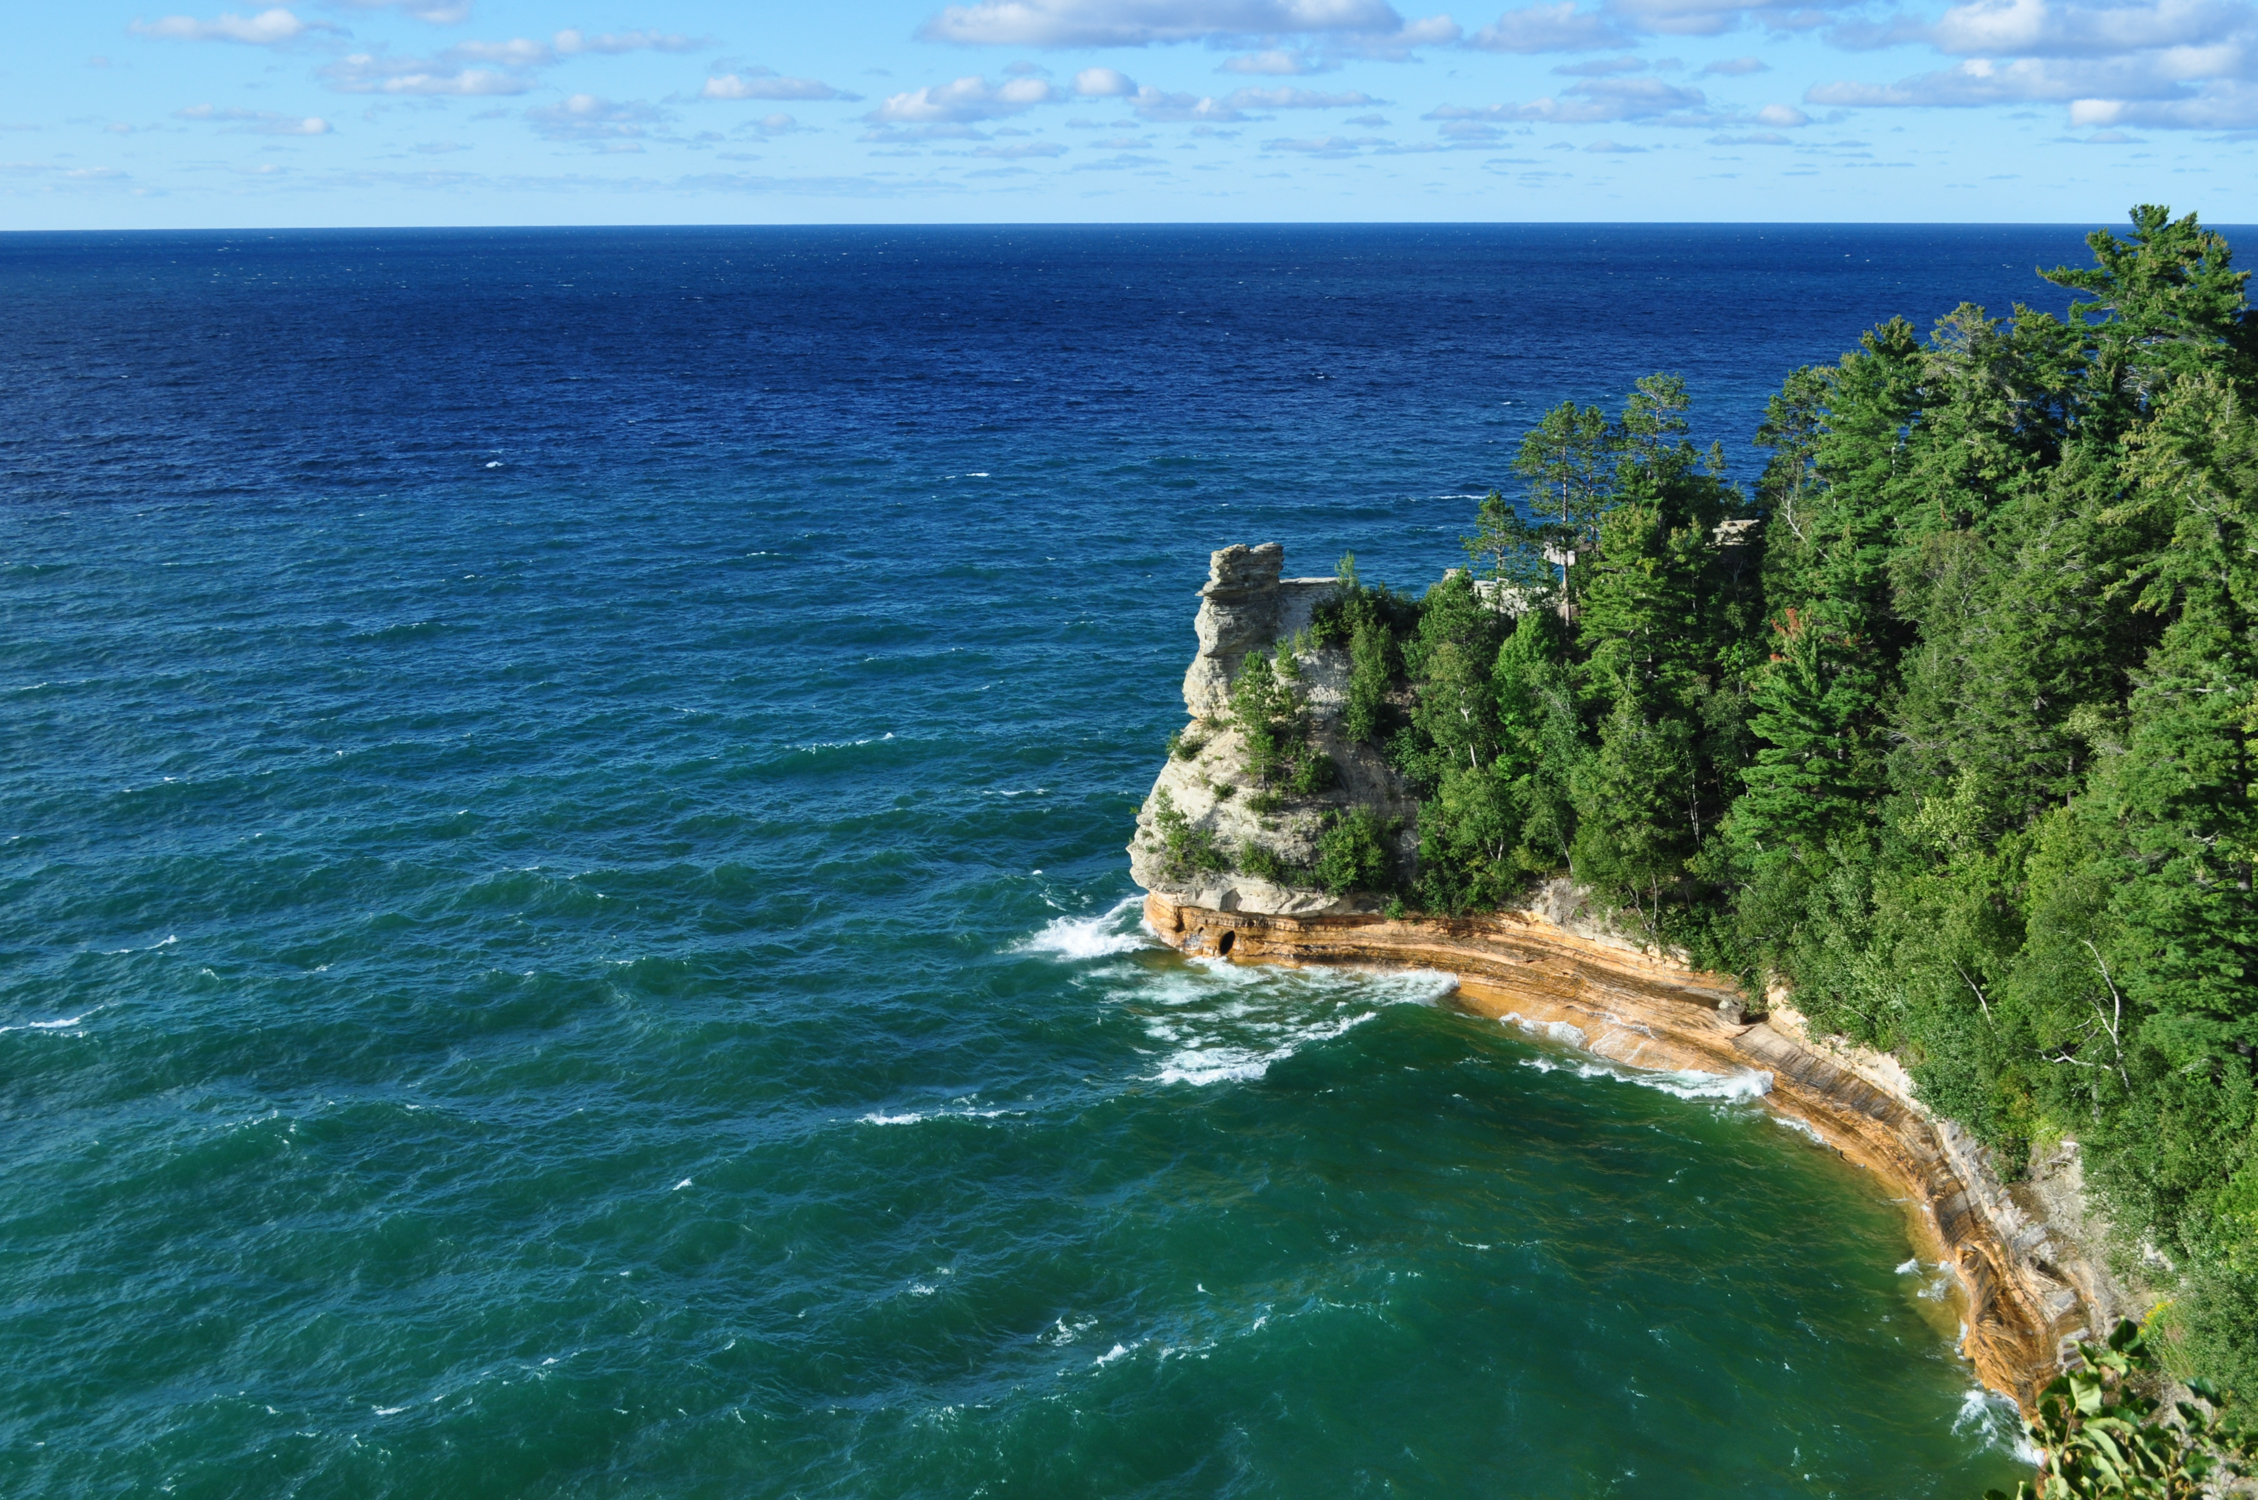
[1127,543,1416,917]
[1128,542,2125,1412]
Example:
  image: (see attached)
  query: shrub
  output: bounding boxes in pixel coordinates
[1167,726,1208,761]
[1238,841,1293,884]
[1315,807,1396,896]
[1149,788,1231,882]
[1287,751,1337,797]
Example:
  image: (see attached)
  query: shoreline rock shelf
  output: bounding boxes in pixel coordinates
[1129,543,2131,1412]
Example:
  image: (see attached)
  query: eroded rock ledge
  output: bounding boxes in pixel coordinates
[1143,888,2108,1410]
[1131,543,2128,1411]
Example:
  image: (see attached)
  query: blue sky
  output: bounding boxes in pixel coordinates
[5,0,2255,225]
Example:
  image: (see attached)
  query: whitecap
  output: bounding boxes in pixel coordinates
[1093,1342,1134,1366]
[0,1011,97,1036]
[1124,962,1452,1088]
[1013,895,1151,961]
[1153,1046,1275,1088]
[1515,1051,1773,1103]
[1635,1067,1774,1102]
[1955,1386,2038,1462]
[1770,1112,1828,1145]
[1896,1257,1922,1275]
[859,1111,924,1126]
[1149,1005,1388,1087]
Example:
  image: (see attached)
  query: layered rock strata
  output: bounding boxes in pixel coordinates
[1142,890,2100,1408]
[1129,542,2122,1412]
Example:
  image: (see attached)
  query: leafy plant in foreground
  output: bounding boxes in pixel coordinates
[1985,1320,2256,1500]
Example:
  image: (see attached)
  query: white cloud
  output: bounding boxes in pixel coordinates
[130,8,322,44]
[1073,65,1139,94]
[1264,131,1389,151]
[1808,37,2256,119]
[703,70,858,101]
[312,29,728,97]
[1806,0,2258,128]
[173,103,333,132]
[1701,54,1769,71]
[1553,53,1649,71]
[2070,76,2258,119]
[870,76,1059,123]
[1224,85,1389,103]
[1931,0,2249,57]
[1220,46,1334,69]
[553,29,706,54]
[325,0,473,23]
[1128,85,1249,118]
[917,0,1426,47]
[526,93,668,141]
[319,53,531,93]
[1466,2,1631,51]
[949,139,1071,155]
[1430,75,1707,118]
[449,37,554,65]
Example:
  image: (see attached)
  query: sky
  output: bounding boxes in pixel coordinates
[4,0,2255,226]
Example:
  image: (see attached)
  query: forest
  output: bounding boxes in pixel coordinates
[1306,206,2258,1391]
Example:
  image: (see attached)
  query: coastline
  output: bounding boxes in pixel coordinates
[1142,888,2120,1411]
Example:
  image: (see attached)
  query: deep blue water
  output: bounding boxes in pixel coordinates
[0,224,2128,1498]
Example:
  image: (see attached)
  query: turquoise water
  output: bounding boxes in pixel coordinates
[0,226,2061,1497]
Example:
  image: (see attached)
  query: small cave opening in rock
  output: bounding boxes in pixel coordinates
[1217,931,1235,956]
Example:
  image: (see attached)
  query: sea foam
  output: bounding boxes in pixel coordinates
[1013,895,1153,960]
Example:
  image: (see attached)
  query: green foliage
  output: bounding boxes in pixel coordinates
[1985,1320,2257,1500]
[1315,807,1397,896]
[1312,552,1419,746]
[1174,216,2255,1377]
[1148,787,1231,883]
[1166,726,1207,761]
[1508,397,1613,606]
[1237,840,1294,885]
[1336,207,2258,1383]
[1229,647,1328,794]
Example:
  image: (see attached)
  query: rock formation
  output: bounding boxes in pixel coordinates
[1127,544,1415,917]
[1129,541,2129,1412]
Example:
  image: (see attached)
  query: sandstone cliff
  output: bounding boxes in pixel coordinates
[1127,541,2135,1411]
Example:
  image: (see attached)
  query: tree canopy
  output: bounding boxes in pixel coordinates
[1346,206,2258,1393]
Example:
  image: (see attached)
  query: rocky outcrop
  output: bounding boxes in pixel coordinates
[1128,544,1416,917]
[1179,543,1340,719]
[1128,540,2129,1412]
[1141,891,2109,1408]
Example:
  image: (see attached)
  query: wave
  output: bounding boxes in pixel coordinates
[1515,1048,1773,1103]
[1954,1386,2038,1462]
[795,732,895,752]
[1013,895,1152,961]
[0,1008,100,1036]
[856,1096,1028,1128]
[1139,965,1456,1088]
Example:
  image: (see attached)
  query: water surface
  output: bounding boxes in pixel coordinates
[0,225,2076,1497]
